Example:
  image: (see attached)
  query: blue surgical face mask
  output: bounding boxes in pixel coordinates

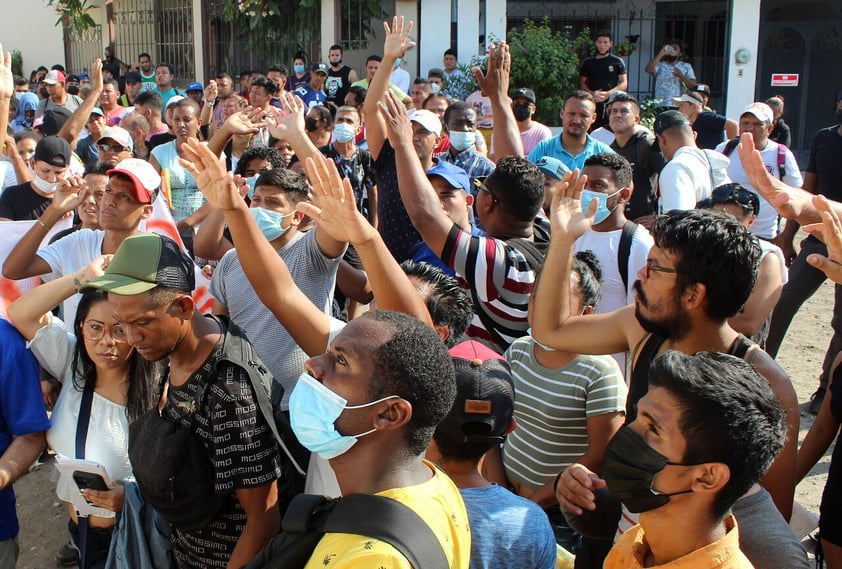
[449,130,474,152]
[333,122,356,143]
[249,207,295,241]
[244,176,258,198]
[294,64,305,75]
[581,188,622,225]
[289,372,398,460]
[394,58,402,68]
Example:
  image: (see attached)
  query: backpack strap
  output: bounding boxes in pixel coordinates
[618,220,638,291]
[777,144,787,179]
[322,494,450,569]
[721,137,740,157]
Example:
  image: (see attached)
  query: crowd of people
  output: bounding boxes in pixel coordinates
[0,16,840,569]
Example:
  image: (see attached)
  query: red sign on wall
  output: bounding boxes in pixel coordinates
[771,74,799,87]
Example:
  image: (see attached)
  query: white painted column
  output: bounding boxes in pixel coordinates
[419,0,451,77]
[457,0,480,62]
[394,0,419,79]
[192,0,204,83]
[724,0,761,118]
[485,0,507,45]
[321,0,336,62]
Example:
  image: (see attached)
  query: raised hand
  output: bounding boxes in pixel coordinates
[383,16,416,61]
[555,463,607,516]
[377,90,413,148]
[75,254,112,287]
[298,152,374,246]
[223,105,268,136]
[473,42,511,99]
[49,176,87,216]
[91,58,103,93]
[268,91,306,141]
[737,132,808,221]
[204,80,219,104]
[0,45,12,101]
[550,169,593,239]
[179,138,244,212]
[805,195,842,285]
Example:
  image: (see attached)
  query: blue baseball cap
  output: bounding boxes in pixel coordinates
[186,81,203,92]
[427,161,471,193]
[534,156,570,180]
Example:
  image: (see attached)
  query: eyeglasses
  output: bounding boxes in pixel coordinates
[82,320,128,343]
[474,177,498,202]
[98,143,128,153]
[644,259,679,279]
[711,184,759,215]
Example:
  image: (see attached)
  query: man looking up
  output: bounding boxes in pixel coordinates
[528,91,614,171]
[578,31,628,129]
[607,92,665,220]
[601,351,785,568]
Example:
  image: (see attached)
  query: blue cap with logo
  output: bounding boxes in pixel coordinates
[426,161,471,193]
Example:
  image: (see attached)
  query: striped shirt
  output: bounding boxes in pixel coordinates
[502,338,627,490]
[441,223,547,353]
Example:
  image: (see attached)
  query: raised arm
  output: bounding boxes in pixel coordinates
[531,171,640,355]
[7,255,109,340]
[474,42,523,160]
[58,59,103,145]
[0,46,12,142]
[378,90,452,256]
[362,17,416,159]
[803,194,842,283]
[268,92,319,162]
[3,177,86,280]
[206,106,268,158]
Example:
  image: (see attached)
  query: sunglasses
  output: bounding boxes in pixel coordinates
[711,185,759,215]
[474,177,498,202]
[644,258,679,279]
[98,143,129,153]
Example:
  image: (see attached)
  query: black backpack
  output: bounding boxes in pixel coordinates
[242,493,449,569]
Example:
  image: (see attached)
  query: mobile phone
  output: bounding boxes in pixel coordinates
[72,471,109,492]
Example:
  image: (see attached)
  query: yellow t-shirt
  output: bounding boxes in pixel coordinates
[303,460,471,569]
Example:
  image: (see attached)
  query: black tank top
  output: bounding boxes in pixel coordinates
[326,65,352,104]
[627,333,758,422]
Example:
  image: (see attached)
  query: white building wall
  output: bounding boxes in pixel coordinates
[724,0,761,118]
[0,2,70,73]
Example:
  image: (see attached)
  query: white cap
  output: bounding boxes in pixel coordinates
[98,126,134,152]
[741,102,774,125]
[107,158,161,203]
[165,95,185,110]
[408,109,443,136]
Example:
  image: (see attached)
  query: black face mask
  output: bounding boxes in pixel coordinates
[332,59,343,67]
[305,117,319,132]
[513,103,532,122]
[663,55,679,63]
[602,426,696,513]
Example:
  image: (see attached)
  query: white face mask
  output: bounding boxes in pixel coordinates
[32,173,59,194]
[430,83,442,95]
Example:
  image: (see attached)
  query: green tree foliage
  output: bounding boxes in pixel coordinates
[46,0,96,36]
[507,19,592,126]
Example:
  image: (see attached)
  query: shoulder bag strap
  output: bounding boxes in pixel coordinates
[618,221,638,291]
[323,494,450,569]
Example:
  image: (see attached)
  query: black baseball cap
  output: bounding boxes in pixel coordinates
[311,62,329,75]
[81,233,195,295]
[511,87,536,104]
[124,71,142,84]
[710,183,760,216]
[434,340,515,446]
[653,110,692,135]
[692,83,711,97]
[33,136,72,168]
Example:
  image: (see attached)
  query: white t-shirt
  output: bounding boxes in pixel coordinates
[760,239,789,285]
[659,146,731,212]
[575,224,654,372]
[28,315,132,516]
[714,139,803,239]
[37,229,105,328]
[0,160,20,194]
[390,67,411,94]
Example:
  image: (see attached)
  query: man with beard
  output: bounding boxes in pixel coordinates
[579,32,628,129]
[527,91,614,172]
[530,179,806,569]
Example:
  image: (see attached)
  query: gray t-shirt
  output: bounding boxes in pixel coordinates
[210,229,342,410]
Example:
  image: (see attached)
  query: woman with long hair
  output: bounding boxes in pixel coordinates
[7,255,159,568]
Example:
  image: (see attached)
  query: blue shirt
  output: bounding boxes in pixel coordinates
[460,484,556,569]
[294,84,327,110]
[528,133,615,172]
[442,146,495,193]
[0,320,51,540]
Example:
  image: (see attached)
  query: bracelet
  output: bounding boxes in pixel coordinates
[37,219,49,230]
[552,471,563,495]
